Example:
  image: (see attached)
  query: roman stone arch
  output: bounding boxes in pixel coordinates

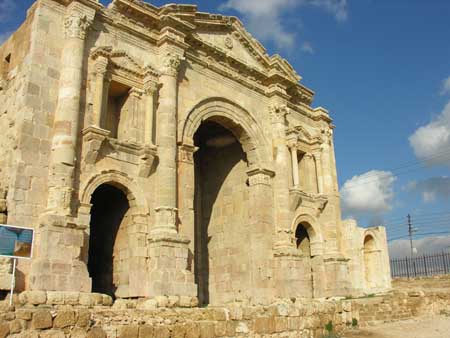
[363,232,380,290]
[292,213,324,257]
[179,98,273,305]
[80,171,149,298]
[180,97,271,168]
[80,170,148,212]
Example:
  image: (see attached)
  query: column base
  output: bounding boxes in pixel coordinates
[29,215,91,293]
[323,257,351,297]
[147,233,197,298]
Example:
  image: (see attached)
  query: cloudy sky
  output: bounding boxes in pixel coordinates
[1,0,450,257]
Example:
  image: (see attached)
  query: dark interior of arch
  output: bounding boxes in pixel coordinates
[193,120,250,306]
[88,183,129,298]
[296,223,311,257]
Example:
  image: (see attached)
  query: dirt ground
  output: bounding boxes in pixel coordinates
[343,316,450,338]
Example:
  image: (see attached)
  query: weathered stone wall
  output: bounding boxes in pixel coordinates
[1,289,450,338]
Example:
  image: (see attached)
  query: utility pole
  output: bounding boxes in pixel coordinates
[408,214,414,257]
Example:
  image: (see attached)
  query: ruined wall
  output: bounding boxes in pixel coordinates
[1,288,450,338]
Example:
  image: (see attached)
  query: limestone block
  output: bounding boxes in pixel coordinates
[40,330,65,338]
[9,319,24,334]
[20,290,47,305]
[53,310,76,328]
[46,291,64,305]
[136,299,157,310]
[87,327,107,338]
[31,310,53,330]
[155,296,168,308]
[138,325,154,338]
[118,325,139,338]
[199,321,215,338]
[185,323,200,338]
[63,292,80,305]
[0,323,10,338]
[16,309,32,321]
[153,326,170,338]
[235,322,249,334]
[74,310,90,329]
[102,294,113,306]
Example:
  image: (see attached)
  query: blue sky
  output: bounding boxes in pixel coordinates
[1,0,450,255]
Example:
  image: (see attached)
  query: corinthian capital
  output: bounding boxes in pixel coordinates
[64,13,93,40]
[269,104,290,125]
[161,53,183,76]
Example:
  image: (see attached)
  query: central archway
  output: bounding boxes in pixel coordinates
[194,120,250,306]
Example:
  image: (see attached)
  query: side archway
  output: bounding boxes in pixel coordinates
[79,171,149,298]
[362,233,379,289]
[291,213,324,257]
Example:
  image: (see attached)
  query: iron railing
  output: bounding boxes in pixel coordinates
[390,251,450,278]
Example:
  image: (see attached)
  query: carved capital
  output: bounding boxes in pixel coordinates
[178,144,197,164]
[161,53,183,76]
[64,13,92,40]
[152,207,178,234]
[246,168,275,186]
[144,81,159,96]
[269,104,290,125]
[129,88,144,99]
[94,56,109,76]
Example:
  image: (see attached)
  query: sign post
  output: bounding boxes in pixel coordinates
[0,224,34,305]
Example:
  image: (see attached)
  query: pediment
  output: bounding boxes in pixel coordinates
[195,30,266,72]
[110,50,143,76]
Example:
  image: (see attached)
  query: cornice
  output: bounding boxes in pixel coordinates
[51,0,103,11]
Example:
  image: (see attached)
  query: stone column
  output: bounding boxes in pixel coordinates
[247,168,275,304]
[270,104,296,254]
[146,53,197,300]
[152,53,182,235]
[144,81,158,146]
[92,56,109,128]
[290,146,299,187]
[30,3,96,293]
[47,5,94,214]
[304,153,317,193]
[313,150,324,194]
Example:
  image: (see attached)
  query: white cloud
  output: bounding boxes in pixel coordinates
[441,75,450,96]
[219,0,348,50]
[306,0,348,22]
[389,236,450,258]
[0,0,15,23]
[406,177,450,203]
[301,41,314,54]
[340,170,396,216]
[409,101,450,165]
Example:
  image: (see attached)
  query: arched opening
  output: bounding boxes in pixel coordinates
[193,120,250,306]
[295,223,313,297]
[363,235,377,289]
[88,184,130,298]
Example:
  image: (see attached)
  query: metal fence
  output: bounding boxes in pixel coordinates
[390,251,450,278]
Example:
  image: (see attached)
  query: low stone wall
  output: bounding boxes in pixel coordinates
[392,274,450,291]
[0,288,449,338]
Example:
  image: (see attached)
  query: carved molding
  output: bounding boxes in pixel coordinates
[82,126,111,165]
[289,188,328,215]
[138,146,158,178]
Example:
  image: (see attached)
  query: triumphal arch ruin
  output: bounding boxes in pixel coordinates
[0,0,391,306]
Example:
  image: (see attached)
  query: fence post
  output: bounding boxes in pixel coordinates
[444,252,449,274]
[423,255,428,276]
[406,256,410,278]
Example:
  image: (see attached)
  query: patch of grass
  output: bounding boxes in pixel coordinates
[321,321,342,338]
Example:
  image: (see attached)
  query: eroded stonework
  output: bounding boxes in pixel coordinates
[0,0,391,306]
